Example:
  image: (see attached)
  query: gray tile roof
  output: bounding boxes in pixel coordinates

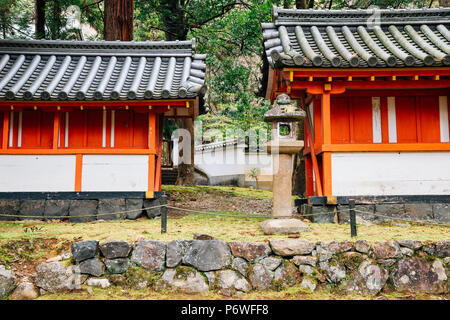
[0,39,206,101]
[262,7,450,69]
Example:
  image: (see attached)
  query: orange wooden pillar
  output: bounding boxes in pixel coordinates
[321,92,332,196]
[2,111,8,149]
[147,111,156,196]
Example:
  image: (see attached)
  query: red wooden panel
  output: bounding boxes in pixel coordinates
[68,110,85,148]
[313,98,322,148]
[114,110,131,148]
[40,112,54,148]
[351,97,372,143]
[86,110,103,148]
[0,111,3,148]
[396,96,417,143]
[133,111,148,148]
[417,96,440,143]
[21,110,39,148]
[331,96,350,144]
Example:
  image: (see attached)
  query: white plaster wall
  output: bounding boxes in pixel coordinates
[194,146,245,177]
[332,152,450,196]
[82,155,148,191]
[0,155,76,191]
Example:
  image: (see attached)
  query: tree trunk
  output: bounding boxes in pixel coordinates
[35,0,45,39]
[159,1,194,186]
[104,0,134,41]
[296,0,307,8]
[50,0,61,40]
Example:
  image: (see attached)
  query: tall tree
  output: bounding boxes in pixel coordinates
[104,0,134,41]
[35,0,45,38]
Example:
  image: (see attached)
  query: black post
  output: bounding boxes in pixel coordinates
[161,195,168,234]
[349,199,357,237]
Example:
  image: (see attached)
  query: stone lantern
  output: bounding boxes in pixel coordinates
[260,93,310,234]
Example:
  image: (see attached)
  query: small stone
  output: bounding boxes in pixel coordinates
[131,240,166,271]
[249,263,272,291]
[273,262,301,288]
[217,270,251,293]
[341,252,364,270]
[182,240,232,272]
[35,262,82,292]
[0,265,16,298]
[105,258,129,274]
[397,240,422,250]
[46,256,62,263]
[79,258,105,277]
[261,256,282,271]
[100,240,131,259]
[444,257,450,265]
[377,259,397,267]
[228,241,271,262]
[260,219,310,235]
[166,240,191,268]
[300,278,316,291]
[354,240,370,254]
[269,239,315,257]
[317,241,353,254]
[292,255,316,267]
[204,272,216,289]
[346,261,389,295]
[422,244,435,255]
[373,241,402,260]
[86,278,110,288]
[10,280,39,300]
[320,261,346,283]
[298,265,315,276]
[193,233,215,240]
[231,257,249,276]
[157,268,209,294]
[434,240,450,258]
[401,247,414,257]
[71,240,99,263]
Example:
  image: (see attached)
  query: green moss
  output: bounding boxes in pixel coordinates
[124,266,161,289]
[174,265,196,279]
[336,253,365,270]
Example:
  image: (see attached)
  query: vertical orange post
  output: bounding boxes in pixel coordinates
[75,153,83,192]
[2,111,9,149]
[321,92,332,196]
[53,111,60,149]
[321,92,331,145]
[148,111,156,193]
[322,152,332,196]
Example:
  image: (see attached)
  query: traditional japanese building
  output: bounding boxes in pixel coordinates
[0,39,206,221]
[260,7,450,222]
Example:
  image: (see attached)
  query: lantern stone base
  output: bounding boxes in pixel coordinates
[260,218,311,235]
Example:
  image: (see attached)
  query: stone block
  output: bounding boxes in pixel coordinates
[19,200,45,221]
[374,204,405,222]
[0,199,20,221]
[98,199,126,220]
[432,203,450,223]
[404,203,433,221]
[44,200,69,220]
[69,200,97,223]
[310,205,335,223]
[260,218,310,235]
[125,198,143,220]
